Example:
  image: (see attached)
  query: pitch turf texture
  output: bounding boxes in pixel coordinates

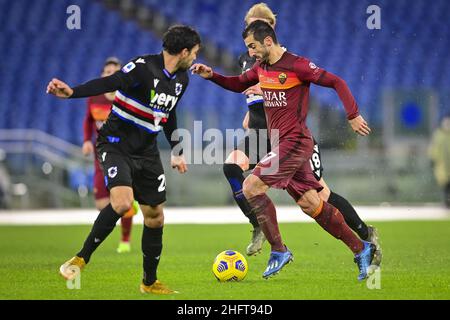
[1,220,449,300]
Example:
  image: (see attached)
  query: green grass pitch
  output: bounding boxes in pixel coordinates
[0,220,449,300]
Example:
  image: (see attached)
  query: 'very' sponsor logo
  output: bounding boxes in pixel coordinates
[150,90,179,111]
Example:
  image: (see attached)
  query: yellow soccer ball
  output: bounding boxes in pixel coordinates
[212,250,248,282]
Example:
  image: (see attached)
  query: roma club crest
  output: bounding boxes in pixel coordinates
[278,73,287,84]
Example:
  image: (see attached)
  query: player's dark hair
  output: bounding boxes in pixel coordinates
[242,20,278,44]
[163,25,201,55]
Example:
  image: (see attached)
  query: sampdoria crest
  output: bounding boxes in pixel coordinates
[175,83,183,96]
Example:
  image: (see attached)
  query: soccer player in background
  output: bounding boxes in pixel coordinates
[192,21,375,280]
[47,25,201,294]
[428,115,450,208]
[82,57,139,254]
[223,3,381,264]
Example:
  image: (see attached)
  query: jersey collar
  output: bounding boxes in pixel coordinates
[158,52,177,80]
[163,68,177,80]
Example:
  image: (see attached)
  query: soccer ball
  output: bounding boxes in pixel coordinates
[212,250,248,282]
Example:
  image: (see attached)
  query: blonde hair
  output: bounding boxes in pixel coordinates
[244,3,276,27]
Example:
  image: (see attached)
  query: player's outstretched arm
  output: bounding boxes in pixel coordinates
[171,154,188,174]
[163,108,188,174]
[294,58,371,136]
[46,78,73,98]
[190,63,213,78]
[47,62,142,99]
[324,74,371,136]
[349,115,371,136]
[191,63,258,93]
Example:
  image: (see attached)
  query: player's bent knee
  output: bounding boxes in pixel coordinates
[95,198,110,211]
[110,195,134,215]
[109,186,134,215]
[242,179,256,199]
[297,199,314,216]
[111,199,133,215]
[301,206,315,216]
[243,175,266,199]
[318,188,331,202]
[142,204,165,228]
[297,189,321,217]
[144,215,164,228]
[225,150,249,171]
[318,179,331,202]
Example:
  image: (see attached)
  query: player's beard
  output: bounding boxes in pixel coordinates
[257,48,270,63]
[177,58,193,72]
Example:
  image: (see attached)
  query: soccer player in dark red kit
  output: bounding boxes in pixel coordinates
[192,20,375,280]
[226,3,381,262]
[82,57,139,254]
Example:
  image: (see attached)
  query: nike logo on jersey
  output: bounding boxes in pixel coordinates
[136,58,146,64]
[154,79,160,88]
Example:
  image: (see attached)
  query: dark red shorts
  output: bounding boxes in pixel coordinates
[252,135,323,201]
[93,157,109,200]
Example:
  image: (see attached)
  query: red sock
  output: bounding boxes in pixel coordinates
[121,216,133,242]
[247,194,285,252]
[313,201,363,254]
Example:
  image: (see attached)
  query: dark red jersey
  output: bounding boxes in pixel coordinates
[83,94,112,142]
[210,51,360,141]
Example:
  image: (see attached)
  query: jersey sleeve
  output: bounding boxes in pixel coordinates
[209,63,259,93]
[293,57,360,120]
[293,57,324,83]
[70,57,148,98]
